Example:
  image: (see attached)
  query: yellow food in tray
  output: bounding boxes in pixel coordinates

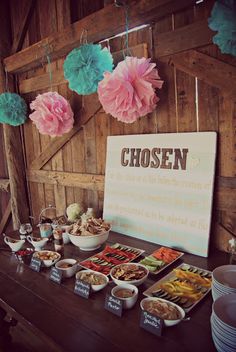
[159,280,203,302]
[173,269,212,288]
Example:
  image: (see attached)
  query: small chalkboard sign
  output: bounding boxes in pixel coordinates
[140,310,163,336]
[30,257,41,272]
[49,267,62,284]
[74,279,91,299]
[104,294,123,317]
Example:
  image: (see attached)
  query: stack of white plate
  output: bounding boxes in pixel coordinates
[212,265,236,301]
[211,294,236,352]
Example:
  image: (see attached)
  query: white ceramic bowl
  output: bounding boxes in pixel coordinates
[55,259,77,278]
[33,250,61,267]
[110,263,149,287]
[140,297,185,327]
[4,236,25,252]
[111,283,138,309]
[76,269,109,292]
[68,229,110,251]
[27,235,48,250]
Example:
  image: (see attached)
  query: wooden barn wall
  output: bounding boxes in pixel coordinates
[4,0,236,252]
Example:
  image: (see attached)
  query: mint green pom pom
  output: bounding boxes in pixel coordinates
[63,43,113,95]
[0,93,27,126]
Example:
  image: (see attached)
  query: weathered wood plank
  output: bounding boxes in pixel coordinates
[161,50,236,98]
[30,95,101,170]
[0,179,10,192]
[27,170,105,192]
[0,201,11,234]
[4,0,197,73]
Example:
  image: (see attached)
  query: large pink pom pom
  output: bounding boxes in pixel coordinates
[29,92,74,137]
[98,56,163,123]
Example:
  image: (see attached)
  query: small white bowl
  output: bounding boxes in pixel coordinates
[68,228,110,251]
[33,250,61,268]
[27,235,48,250]
[4,236,25,252]
[55,259,77,278]
[76,269,109,292]
[140,297,185,327]
[110,263,149,287]
[111,283,138,309]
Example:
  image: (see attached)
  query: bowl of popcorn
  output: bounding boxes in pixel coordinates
[68,217,111,251]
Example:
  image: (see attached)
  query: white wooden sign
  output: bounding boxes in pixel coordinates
[103,132,217,257]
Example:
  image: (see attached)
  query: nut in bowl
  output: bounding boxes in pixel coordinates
[111,283,138,309]
[68,217,111,251]
[140,297,185,327]
[76,269,109,292]
[55,259,78,278]
[33,250,61,267]
[110,263,149,286]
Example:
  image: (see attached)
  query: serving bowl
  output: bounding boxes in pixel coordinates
[27,235,48,250]
[33,250,61,267]
[140,297,185,327]
[55,259,78,278]
[110,263,149,286]
[111,283,138,309]
[68,229,110,251]
[15,248,34,265]
[4,236,25,252]
[76,269,109,292]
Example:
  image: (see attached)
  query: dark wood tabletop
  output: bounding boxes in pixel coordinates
[0,230,228,352]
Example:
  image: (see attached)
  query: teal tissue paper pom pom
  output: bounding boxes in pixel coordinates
[0,92,27,126]
[208,0,236,56]
[63,43,113,95]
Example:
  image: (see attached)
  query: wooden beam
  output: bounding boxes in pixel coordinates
[0,202,11,234]
[215,187,236,211]
[160,50,236,97]
[27,170,105,192]
[19,43,148,94]
[11,0,36,54]
[0,179,10,192]
[4,0,197,73]
[30,94,102,170]
[155,20,213,58]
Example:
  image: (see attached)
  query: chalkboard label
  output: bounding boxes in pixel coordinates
[105,294,123,317]
[30,257,41,272]
[49,267,62,284]
[140,310,163,336]
[74,279,91,299]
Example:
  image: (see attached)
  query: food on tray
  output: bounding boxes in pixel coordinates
[34,251,60,261]
[156,280,204,302]
[174,268,211,288]
[77,271,107,285]
[142,299,181,320]
[152,247,182,263]
[114,288,135,299]
[79,244,144,275]
[139,255,165,272]
[69,217,110,236]
[112,264,147,281]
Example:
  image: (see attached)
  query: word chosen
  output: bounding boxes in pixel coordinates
[121,148,189,170]
[140,310,163,336]
[105,294,123,317]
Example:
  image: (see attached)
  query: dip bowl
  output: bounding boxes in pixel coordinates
[4,236,25,252]
[140,297,185,327]
[110,263,149,287]
[27,235,48,251]
[76,269,109,292]
[111,283,138,309]
[55,259,78,278]
[33,250,61,268]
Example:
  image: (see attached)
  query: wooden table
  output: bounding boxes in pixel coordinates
[0,231,228,352]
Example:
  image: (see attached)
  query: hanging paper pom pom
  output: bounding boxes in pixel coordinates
[29,92,74,137]
[63,43,113,95]
[208,0,236,56]
[98,56,163,123]
[0,92,27,126]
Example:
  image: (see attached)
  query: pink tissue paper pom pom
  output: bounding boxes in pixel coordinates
[29,92,74,137]
[98,56,163,123]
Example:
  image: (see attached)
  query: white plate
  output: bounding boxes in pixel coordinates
[213,294,236,329]
[212,266,236,289]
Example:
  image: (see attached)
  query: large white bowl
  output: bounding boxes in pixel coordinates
[76,269,109,292]
[55,258,78,278]
[111,283,138,309]
[68,229,110,251]
[140,297,185,327]
[110,263,149,286]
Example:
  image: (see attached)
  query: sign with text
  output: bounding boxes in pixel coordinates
[49,267,62,284]
[30,257,41,272]
[140,310,163,336]
[74,279,91,299]
[104,294,123,317]
[104,133,217,257]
